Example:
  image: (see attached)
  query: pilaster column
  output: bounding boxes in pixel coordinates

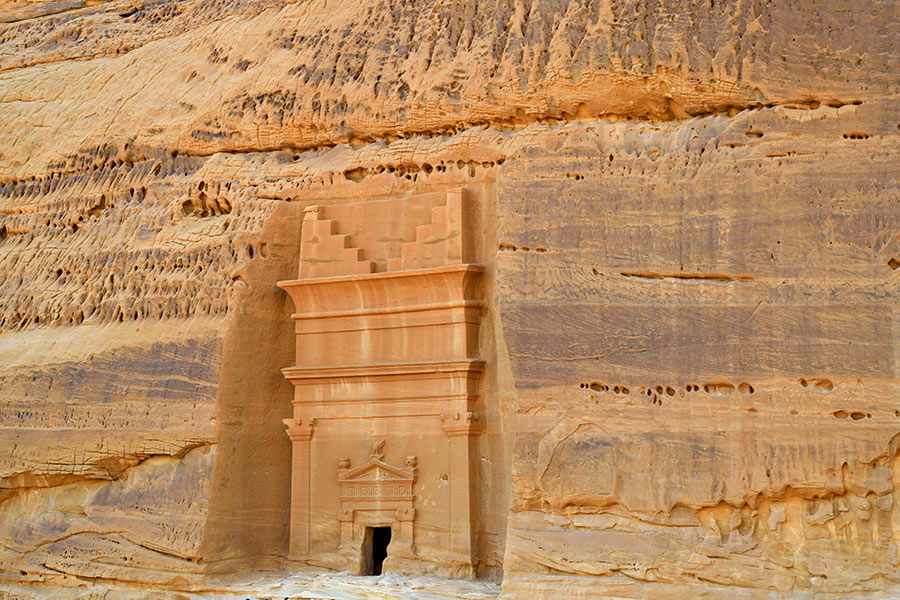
[441,411,484,574]
[284,417,314,559]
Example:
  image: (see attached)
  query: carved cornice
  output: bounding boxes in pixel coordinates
[277,263,484,317]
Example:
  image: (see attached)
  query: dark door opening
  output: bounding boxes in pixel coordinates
[363,526,391,575]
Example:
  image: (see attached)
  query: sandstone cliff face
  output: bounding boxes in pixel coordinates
[498,101,900,598]
[1,0,899,598]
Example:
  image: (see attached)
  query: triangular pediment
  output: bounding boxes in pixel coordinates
[339,459,414,482]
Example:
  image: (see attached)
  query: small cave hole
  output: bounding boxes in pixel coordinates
[343,167,367,182]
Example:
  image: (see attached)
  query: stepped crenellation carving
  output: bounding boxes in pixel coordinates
[298,205,375,278]
[298,189,469,279]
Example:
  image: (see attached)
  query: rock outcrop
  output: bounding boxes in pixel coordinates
[1,0,899,598]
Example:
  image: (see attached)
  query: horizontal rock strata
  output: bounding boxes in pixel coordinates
[1,0,899,597]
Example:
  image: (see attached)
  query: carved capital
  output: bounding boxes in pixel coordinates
[440,411,484,437]
[283,417,314,442]
[338,509,354,522]
[396,507,416,522]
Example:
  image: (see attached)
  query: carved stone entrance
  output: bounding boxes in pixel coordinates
[337,442,417,572]
[366,527,391,576]
[279,189,485,577]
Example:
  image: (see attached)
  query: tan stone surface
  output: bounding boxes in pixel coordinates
[279,192,491,577]
[1,0,900,597]
[497,100,900,598]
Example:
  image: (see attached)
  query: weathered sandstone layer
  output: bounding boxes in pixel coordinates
[1,0,899,598]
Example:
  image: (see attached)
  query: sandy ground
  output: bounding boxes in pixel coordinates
[0,571,501,599]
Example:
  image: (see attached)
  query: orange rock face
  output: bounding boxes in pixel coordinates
[279,193,490,577]
[1,0,899,598]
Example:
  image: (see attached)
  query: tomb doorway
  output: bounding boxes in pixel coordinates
[362,526,391,575]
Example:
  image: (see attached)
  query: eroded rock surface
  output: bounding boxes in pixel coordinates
[498,101,900,598]
[1,0,899,597]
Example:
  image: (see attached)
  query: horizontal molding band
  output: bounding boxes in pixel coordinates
[339,495,415,501]
[283,359,485,381]
[296,318,479,335]
[278,263,484,289]
[312,413,443,420]
[291,299,483,321]
[291,393,479,406]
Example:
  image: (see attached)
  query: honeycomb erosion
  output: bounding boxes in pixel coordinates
[1,0,900,598]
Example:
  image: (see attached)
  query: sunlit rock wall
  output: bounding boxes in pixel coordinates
[497,101,900,598]
[1,0,899,597]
